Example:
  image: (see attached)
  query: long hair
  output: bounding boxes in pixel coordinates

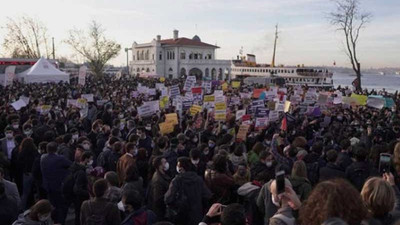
[299,179,368,225]
[19,137,37,154]
[361,177,395,217]
[393,142,400,174]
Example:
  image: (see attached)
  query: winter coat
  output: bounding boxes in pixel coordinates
[0,195,19,225]
[288,176,312,202]
[164,171,212,225]
[247,151,260,167]
[120,207,157,225]
[147,171,171,219]
[12,210,54,225]
[256,180,278,225]
[57,143,74,162]
[237,182,264,225]
[345,161,379,191]
[69,162,90,200]
[80,197,121,225]
[269,206,296,225]
[205,170,235,204]
[40,153,72,192]
[123,178,144,197]
[319,163,346,182]
[251,161,275,182]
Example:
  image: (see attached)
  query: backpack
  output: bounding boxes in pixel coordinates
[165,177,189,222]
[85,202,110,225]
[306,162,320,186]
[351,167,370,191]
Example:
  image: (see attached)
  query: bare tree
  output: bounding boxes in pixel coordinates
[2,16,51,58]
[329,0,371,91]
[65,21,121,79]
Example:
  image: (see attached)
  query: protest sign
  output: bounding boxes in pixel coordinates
[204,95,215,102]
[366,97,385,109]
[160,87,168,96]
[237,125,250,141]
[236,109,246,121]
[253,89,265,98]
[214,112,226,121]
[255,117,269,130]
[240,92,251,99]
[4,66,16,87]
[40,105,52,115]
[232,81,241,88]
[284,101,291,113]
[190,105,202,116]
[269,110,279,121]
[182,100,192,111]
[160,96,169,109]
[81,94,94,102]
[144,100,160,112]
[184,76,196,91]
[276,103,285,112]
[11,99,27,111]
[215,102,227,111]
[222,83,228,91]
[137,104,154,117]
[169,85,180,97]
[351,93,368,106]
[165,113,179,125]
[192,87,202,94]
[214,90,224,97]
[19,96,30,105]
[256,107,268,117]
[202,81,212,94]
[156,83,165,90]
[252,100,264,109]
[159,121,174,135]
[76,98,88,109]
[148,88,156,96]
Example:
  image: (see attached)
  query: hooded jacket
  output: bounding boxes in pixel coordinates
[12,210,54,225]
[256,180,278,225]
[288,176,312,201]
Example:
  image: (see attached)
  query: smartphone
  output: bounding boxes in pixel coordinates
[276,170,285,194]
[379,153,391,174]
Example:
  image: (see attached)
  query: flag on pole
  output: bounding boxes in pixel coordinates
[280,114,287,131]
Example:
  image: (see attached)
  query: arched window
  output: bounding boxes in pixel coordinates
[146,68,150,72]
[180,50,186,60]
[189,53,193,60]
[137,51,140,60]
[141,51,144,60]
[146,50,149,60]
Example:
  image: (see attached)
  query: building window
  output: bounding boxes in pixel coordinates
[172,51,175,60]
[199,53,203,59]
[141,51,144,60]
[180,50,186,60]
[159,51,162,60]
[194,53,198,60]
[189,53,193,60]
[146,50,149,60]
[137,51,140,60]
[152,54,154,60]
[207,54,212,59]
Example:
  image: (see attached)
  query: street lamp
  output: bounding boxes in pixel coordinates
[125,47,132,75]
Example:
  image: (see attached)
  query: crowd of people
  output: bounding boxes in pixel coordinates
[1,73,400,225]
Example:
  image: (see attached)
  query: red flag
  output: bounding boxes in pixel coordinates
[280,115,287,131]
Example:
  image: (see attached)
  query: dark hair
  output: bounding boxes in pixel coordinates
[152,156,164,171]
[0,167,4,176]
[113,141,123,153]
[111,128,120,137]
[221,203,246,225]
[105,171,119,187]
[213,154,228,173]
[311,141,324,155]
[125,142,135,153]
[259,150,270,160]
[0,182,5,196]
[80,151,92,162]
[38,142,48,152]
[177,157,193,172]
[109,136,119,146]
[19,138,37,154]
[93,179,109,197]
[46,142,58,153]
[190,149,201,160]
[122,189,143,210]
[326,150,338,163]
[252,142,265,155]
[29,200,53,221]
[353,145,368,162]
[340,139,351,150]
[125,165,140,182]
[299,179,368,225]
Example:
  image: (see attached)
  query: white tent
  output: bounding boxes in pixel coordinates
[17,57,70,83]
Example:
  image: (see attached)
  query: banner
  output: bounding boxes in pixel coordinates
[4,66,16,87]
[232,81,241,88]
[78,66,87,86]
[350,93,368,106]
[138,104,154,117]
[236,109,246,121]
[169,85,180,98]
[81,94,94,102]
[255,117,269,130]
[204,95,215,102]
[192,87,202,94]
[190,105,202,116]
[11,99,27,111]
[253,89,265,98]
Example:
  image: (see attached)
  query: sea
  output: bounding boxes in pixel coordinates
[333,73,400,93]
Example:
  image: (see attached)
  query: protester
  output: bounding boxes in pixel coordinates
[80,179,121,225]
[12,199,54,225]
[0,166,21,208]
[0,182,19,225]
[120,189,157,225]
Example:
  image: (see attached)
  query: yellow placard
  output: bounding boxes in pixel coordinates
[160,77,165,82]
[350,93,367,106]
[232,81,240,88]
[237,125,250,141]
[165,113,178,125]
[215,102,227,111]
[214,113,226,121]
[222,83,228,91]
[204,95,215,102]
[284,101,291,113]
[160,96,169,109]
[159,121,174,135]
[190,105,202,116]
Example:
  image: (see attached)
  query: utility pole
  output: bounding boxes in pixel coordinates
[271,24,278,67]
[52,37,55,60]
[125,47,132,75]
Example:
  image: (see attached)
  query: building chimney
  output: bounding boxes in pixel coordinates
[156,35,161,41]
[173,30,179,40]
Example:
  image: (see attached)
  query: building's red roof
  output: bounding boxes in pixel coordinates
[160,37,219,48]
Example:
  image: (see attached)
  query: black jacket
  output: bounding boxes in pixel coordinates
[345,161,379,191]
[250,161,275,182]
[148,171,171,219]
[165,171,212,225]
[0,195,19,225]
[69,162,90,200]
[337,152,353,171]
[319,163,346,182]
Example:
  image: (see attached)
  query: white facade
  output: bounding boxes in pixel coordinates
[130,30,231,80]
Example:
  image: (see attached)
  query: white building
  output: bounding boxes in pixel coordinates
[130,30,231,80]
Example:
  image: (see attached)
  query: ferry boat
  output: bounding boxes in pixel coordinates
[230,25,334,88]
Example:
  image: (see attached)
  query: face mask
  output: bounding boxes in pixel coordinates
[264,140,271,146]
[272,195,281,207]
[192,137,198,143]
[164,162,170,171]
[72,134,79,140]
[120,123,125,130]
[39,214,51,222]
[118,114,124,119]
[108,109,113,113]
[203,150,210,155]
[12,124,19,129]
[266,161,273,167]
[132,148,138,156]
[5,133,13,139]
[222,125,227,130]
[208,143,215,148]
[191,159,200,165]
[117,201,125,212]
[145,126,151,131]
[24,130,33,137]
[176,166,181,174]
[83,143,91,150]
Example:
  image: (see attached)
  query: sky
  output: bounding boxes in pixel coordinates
[0,0,399,68]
